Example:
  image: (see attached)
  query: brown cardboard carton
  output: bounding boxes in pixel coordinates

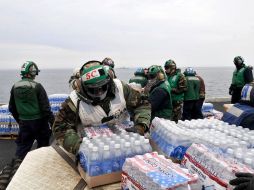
[78,164,121,188]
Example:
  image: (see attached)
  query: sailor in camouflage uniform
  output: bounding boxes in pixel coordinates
[52,62,151,155]
[164,59,187,122]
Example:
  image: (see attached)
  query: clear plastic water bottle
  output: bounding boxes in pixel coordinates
[112,144,123,172]
[142,139,152,154]
[133,140,143,155]
[244,157,253,169]
[234,149,243,164]
[225,148,234,159]
[101,145,112,174]
[88,146,101,176]
[125,142,133,159]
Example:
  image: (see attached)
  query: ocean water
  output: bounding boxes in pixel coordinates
[0,67,234,103]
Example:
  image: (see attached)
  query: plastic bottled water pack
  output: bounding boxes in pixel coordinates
[121,152,201,190]
[150,117,254,189]
[48,94,68,115]
[83,121,134,138]
[0,94,68,135]
[183,143,254,190]
[0,104,19,135]
[151,117,254,166]
[78,130,152,176]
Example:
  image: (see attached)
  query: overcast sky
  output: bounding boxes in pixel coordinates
[0,0,254,69]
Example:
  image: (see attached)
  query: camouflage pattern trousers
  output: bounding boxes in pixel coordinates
[172,101,183,122]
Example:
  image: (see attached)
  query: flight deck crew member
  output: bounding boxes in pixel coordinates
[147,65,172,120]
[164,59,187,122]
[182,67,201,120]
[9,61,54,160]
[52,63,151,155]
[229,56,253,103]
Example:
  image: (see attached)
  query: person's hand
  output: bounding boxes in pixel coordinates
[63,129,81,154]
[229,84,236,95]
[125,124,145,136]
[229,172,254,190]
[229,88,233,95]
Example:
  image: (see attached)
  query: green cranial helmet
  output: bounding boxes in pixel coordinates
[20,61,40,77]
[134,68,145,76]
[147,65,166,80]
[81,65,110,101]
[184,67,196,76]
[164,59,176,68]
[233,56,244,65]
[164,59,176,75]
[79,60,102,76]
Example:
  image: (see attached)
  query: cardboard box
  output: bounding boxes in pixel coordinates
[78,164,121,188]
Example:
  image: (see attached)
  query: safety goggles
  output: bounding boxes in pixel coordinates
[147,73,157,79]
[164,65,170,70]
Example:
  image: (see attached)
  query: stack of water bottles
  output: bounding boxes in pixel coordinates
[150,117,254,189]
[83,125,114,138]
[83,121,134,138]
[48,94,68,115]
[78,131,152,177]
[183,143,254,189]
[150,117,192,160]
[202,102,214,112]
[0,104,19,135]
[151,117,254,164]
[121,152,201,190]
[202,102,223,119]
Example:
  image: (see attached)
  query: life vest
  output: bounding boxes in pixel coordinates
[222,103,254,126]
[150,81,172,120]
[13,78,42,120]
[70,79,128,126]
[167,70,184,102]
[232,66,247,88]
[184,76,200,101]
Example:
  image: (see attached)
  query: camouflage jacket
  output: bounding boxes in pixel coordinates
[52,80,151,155]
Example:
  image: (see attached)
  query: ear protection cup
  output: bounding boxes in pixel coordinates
[158,72,165,80]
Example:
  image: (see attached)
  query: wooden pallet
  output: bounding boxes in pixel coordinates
[0,134,18,140]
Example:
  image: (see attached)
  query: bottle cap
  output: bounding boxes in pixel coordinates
[226,148,234,155]
[125,142,131,147]
[134,140,140,146]
[103,145,109,150]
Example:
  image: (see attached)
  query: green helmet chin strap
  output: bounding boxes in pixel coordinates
[20,61,40,77]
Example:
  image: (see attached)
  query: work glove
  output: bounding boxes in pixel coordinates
[125,124,145,136]
[229,172,254,190]
[63,129,82,155]
[229,84,236,95]
[229,88,233,95]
